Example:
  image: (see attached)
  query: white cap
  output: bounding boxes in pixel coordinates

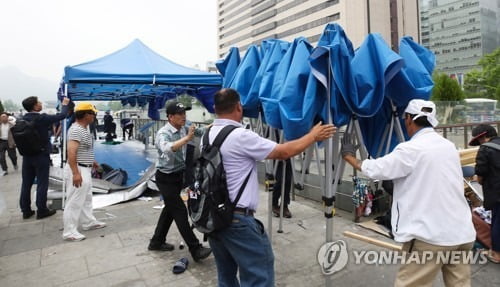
[404,99,438,127]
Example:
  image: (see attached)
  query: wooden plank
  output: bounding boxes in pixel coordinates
[459,148,478,166]
[343,231,403,251]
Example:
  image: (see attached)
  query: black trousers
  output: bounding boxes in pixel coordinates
[122,125,133,140]
[20,153,50,213]
[151,170,200,249]
[273,159,292,207]
[0,140,17,171]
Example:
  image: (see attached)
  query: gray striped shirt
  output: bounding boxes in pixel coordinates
[68,123,94,165]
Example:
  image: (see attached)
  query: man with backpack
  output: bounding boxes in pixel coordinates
[19,96,70,220]
[206,88,335,286]
[148,101,212,262]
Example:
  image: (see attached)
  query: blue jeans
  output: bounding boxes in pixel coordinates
[208,214,274,287]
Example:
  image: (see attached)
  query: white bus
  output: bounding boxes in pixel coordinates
[464,98,497,123]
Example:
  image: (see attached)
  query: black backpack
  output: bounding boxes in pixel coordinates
[188,125,251,235]
[11,115,45,156]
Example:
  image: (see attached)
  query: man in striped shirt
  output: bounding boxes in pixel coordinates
[63,102,106,242]
[148,101,212,262]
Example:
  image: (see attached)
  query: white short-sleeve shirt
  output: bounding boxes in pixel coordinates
[206,119,277,211]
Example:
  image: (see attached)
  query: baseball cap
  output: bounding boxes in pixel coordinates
[74,102,98,114]
[166,101,191,115]
[469,124,497,146]
[404,99,438,127]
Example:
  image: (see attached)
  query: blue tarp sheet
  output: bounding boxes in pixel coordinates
[94,141,153,186]
[229,45,262,118]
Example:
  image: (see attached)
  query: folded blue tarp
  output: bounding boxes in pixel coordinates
[359,36,435,157]
[259,40,291,129]
[310,23,355,127]
[229,45,262,118]
[216,47,241,88]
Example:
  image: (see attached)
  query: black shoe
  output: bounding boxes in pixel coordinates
[23,210,35,219]
[148,242,175,251]
[191,245,212,262]
[272,206,280,217]
[36,209,56,219]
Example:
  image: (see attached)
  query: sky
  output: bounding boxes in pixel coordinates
[0,0,218,82]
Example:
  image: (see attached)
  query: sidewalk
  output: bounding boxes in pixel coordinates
[0,159,498,286]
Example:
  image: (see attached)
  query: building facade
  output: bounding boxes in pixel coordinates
[217,0,420,59]
[420,0,500,75]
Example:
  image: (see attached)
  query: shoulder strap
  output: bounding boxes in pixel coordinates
[482,141,500,151]
[209,125,238,149]
[232,171,252,207]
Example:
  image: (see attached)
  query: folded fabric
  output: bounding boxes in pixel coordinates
[172,257,189,274]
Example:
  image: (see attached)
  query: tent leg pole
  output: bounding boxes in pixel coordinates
[278,159,285,233]
[62,84,68,209]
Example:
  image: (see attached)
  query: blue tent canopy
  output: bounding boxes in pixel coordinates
[64,39,221,86]
[61,39,222,119]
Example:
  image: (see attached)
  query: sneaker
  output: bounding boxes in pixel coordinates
[1,170,7,176]
[82,221,107,231]
[36,209,57,219]
[148,242,175,251]
[63,232,86,242]
[191,245,212,262]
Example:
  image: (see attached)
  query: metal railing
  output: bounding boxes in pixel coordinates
[435,121,500,149]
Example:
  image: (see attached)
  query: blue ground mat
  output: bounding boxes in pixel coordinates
[94,141,154,186]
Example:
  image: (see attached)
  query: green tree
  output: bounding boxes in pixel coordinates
[431,72,464,124]
[431,72,464,101]
[0,100,4,113]
[464,48,500,100]
[2,99,21,112]
[107,101,124,112]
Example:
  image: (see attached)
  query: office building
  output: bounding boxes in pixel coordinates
[217,0,420,58]
[420,0,500,75]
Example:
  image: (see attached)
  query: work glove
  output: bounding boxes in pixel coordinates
[341,133,359,157]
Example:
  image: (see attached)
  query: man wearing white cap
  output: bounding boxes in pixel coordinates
[342,99,476,286]
[63,102,106,241]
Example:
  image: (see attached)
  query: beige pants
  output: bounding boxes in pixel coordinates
[395,239,474,287]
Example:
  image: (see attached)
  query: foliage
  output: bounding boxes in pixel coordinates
[0,100,4,113]
[431,72,464,101]
[464,48,500,100]
[1,99,21,112]
[176,94,193,109]
[107,101,125,112]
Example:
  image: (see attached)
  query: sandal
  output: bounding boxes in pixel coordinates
[172,257,189,274]
[487,254,500,264]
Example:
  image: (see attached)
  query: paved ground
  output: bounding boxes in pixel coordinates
[0,158,498,287]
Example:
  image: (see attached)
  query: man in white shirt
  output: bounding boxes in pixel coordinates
[207,88,336,287]
[342,99,476,287]
[0,112,17,176]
